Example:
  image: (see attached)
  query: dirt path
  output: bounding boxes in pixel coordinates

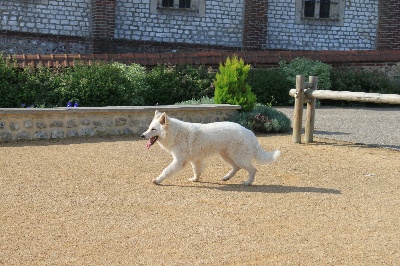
[1,135,399,265]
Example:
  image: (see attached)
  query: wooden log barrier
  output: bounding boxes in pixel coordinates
[290,75,400,144]
[289,89,400,105]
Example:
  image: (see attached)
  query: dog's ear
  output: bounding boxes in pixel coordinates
[154,110,162,118]
[159,112,168,125]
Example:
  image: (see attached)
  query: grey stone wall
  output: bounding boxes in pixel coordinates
[0,35,90,54]
[267,0,379,50]
[0,105,240,143]
[114,0,244,48]
[0,0,92,54]
[0,0,91,36]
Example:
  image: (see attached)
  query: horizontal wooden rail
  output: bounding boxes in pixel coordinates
[289,89,400,104]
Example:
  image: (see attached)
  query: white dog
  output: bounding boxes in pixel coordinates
[141,110,280,186]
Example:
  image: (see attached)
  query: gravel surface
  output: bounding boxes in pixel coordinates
[275,106,400,150]
[1,134,399,265]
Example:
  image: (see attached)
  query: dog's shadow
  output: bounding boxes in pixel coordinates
[165,182,341,195]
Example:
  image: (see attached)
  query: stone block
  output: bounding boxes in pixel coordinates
[10,122,20,131]
[67,119,78,128]
[0,132,12,142]
[36,121,47,129]
[50,120,64,127]
[67,130,79,138]
[33,131,48,140]
[17,131,31,141]
[51,129,64,139]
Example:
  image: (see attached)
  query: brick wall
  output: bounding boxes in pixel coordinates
[92,0,117,53]
[243,0,268,49]
[377,0,400,50]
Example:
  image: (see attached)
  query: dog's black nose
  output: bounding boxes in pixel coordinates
[141,134,145,139]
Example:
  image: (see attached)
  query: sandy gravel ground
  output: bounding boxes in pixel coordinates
[1,134,399,265]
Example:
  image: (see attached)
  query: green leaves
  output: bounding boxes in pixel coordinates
[279,57,332,90]
[229,104,291,133]
[214,55,256,112]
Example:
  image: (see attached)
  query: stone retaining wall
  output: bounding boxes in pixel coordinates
[0,105,240,143]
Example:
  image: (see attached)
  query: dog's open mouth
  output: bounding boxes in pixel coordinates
[146,136,158,149]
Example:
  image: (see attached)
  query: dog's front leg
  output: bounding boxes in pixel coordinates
[153,159,185,185]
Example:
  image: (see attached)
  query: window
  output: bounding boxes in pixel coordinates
[162,0,174,8]
[302,0,338,19]
[296,0,345,26]
[159,0,194,10]
[179,0,191,9]
[150,0,206,16]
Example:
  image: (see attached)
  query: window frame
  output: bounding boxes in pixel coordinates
[295,0,345,26]
[157,0,197,13]
[150,0,206,16]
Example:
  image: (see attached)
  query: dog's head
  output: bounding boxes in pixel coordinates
[141,110,168,149]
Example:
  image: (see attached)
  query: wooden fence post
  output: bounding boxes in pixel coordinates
[305,76,318,143]
[292,75,305,143]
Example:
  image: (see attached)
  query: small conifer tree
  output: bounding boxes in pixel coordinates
[214,55,256,111]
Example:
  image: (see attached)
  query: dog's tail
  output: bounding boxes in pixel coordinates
[255,146,281,164]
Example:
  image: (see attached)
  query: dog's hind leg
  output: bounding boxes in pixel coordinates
[154,159,186,185]
[241,163,257,186]
[189,160,204,182]
[220,152,240,181]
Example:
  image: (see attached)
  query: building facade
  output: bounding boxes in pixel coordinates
[0,0,399,54]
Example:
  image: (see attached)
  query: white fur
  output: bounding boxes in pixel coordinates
[141,110,280,186]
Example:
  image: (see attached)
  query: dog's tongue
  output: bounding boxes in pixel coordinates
[146,139,152,149]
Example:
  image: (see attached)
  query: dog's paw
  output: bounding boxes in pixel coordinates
[243,181,253,186]
[153,179,162,185]
[188,177,199,182]
[221,176,231,181]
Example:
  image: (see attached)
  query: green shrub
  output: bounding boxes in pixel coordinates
[112,62,149,106]
[0,56,20,108]
[214,55,256,112]
[56,62,135,107]
[229,104,291,133]
[328,67,400,106]
[247,68,292,106]
[279,57,332,90]
[18,66,64,108]
[145,64,214,105]
[331,66,400,93]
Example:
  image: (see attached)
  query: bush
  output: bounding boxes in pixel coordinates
[229,104,291,133]
[56,62,137,107]
[18,66,64,107]
[247,68,292,106]
[112,62,149,106]
[214,55,256,112]
[331,67,400,93]
[328,67,400,106]
[279,57,332,90]
[0,56,20,108]
[145,64,214,105]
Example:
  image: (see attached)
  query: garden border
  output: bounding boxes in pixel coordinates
[0,105,240,143]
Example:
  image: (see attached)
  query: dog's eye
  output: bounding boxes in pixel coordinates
[151,128,156,131]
